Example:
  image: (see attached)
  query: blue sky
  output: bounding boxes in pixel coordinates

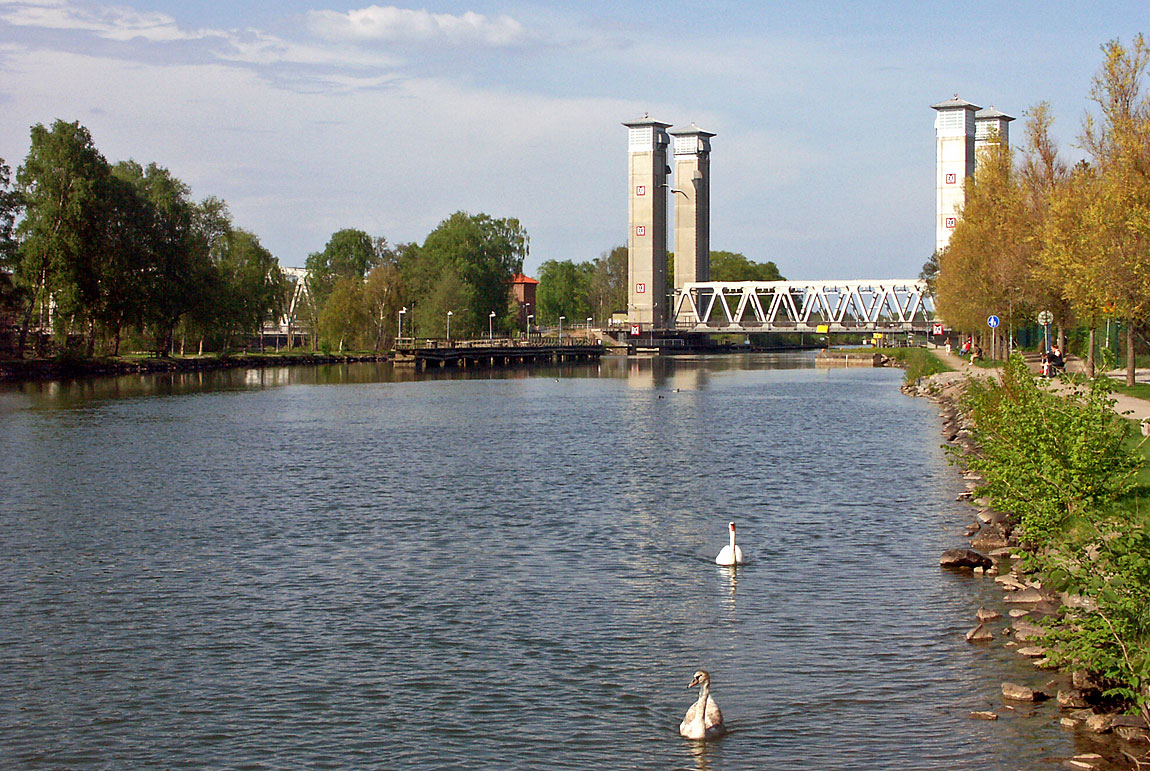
[0,1,1145,279]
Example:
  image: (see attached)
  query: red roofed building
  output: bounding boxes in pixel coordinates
[512,274,538,331]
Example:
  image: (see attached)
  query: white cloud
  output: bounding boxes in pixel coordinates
[308,5,527,47]
[216,30,401,71]
[0,0,218,42]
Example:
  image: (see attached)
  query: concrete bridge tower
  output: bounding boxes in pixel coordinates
[975,107,1014,170]
[624,117,671,329]
[932,96,980,253]
[669,124,715,289]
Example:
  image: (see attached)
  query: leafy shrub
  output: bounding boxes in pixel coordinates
[963,354,1139,541]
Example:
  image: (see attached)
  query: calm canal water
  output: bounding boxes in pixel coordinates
[0,354,1101,769]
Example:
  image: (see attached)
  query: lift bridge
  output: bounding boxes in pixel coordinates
[669,279,935,333]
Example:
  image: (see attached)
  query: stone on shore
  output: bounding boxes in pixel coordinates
[976,607,1001,622]
[1004,587,1046,604]
[941,549,993,570]
[1067,754,1104,770]
[971,530,1010,551]
[966,623,995,643]
[1002,682,1047,702]
[970,710,998,721]
[1058,690,1089,709]
[1012,619,1047,641]
[1016,645,1047,657]
[1085,713,1113,733]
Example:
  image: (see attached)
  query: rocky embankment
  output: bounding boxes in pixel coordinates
[0,352,391,383]
[903,371,1150,770]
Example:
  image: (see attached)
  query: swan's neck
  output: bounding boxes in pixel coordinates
[695,682,711,714]
[729,529,736,551]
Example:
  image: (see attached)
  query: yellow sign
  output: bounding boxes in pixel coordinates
[873,333,883,340]
[816,324,829,333]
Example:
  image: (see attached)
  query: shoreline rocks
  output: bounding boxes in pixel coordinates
[907,367,1150,769]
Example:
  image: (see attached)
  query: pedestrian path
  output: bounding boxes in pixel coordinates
[929,347,1150,423]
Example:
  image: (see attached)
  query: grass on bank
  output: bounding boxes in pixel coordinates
[870,347,954,383]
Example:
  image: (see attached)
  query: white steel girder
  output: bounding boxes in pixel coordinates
[671,280,934,331]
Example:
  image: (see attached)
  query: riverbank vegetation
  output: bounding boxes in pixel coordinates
[961,355,1150,723]
[933,35,1150,386]
[0,120,534,359]
[0,120,287,359]
[873,346,954,382]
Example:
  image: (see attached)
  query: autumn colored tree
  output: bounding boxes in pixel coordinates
[934,135,1029,356]
[1039,36,1150,385]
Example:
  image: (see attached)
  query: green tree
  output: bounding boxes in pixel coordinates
[588,245,627,321]
[919,251,940,294]
[216,229,285,352]
[318,276,368,352]
[710,251,784,282]
[305,228,387,309]
[14,120,110,355]
[536,259,593,324]
[116,161,214,356]
[0,157,22,269]
[363,262,403,350]
[0,157,26,330]
[403,211,527,337]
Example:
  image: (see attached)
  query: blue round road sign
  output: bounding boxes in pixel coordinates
[987,315,1000,329]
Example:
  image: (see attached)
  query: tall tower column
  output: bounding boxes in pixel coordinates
[669,125,715,289]
[624,117,671,329]
[932,96,980,253]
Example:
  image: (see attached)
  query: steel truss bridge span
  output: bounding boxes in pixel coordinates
[670,279,935,333]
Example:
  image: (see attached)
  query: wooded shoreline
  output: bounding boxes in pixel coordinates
[0,352,392,383]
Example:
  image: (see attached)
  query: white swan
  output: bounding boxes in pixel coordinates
[715,521,745,566]
[679,670,726,740]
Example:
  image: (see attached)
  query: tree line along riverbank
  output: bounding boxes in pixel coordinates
[904,355,1150,768]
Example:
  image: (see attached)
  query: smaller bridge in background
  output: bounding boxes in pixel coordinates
[670,279,935,333]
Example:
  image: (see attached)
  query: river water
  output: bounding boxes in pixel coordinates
[0,354,1105,769]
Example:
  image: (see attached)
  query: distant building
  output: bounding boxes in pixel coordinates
[512,273,538,330]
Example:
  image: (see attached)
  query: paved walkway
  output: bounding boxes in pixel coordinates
[929,347,1150,423]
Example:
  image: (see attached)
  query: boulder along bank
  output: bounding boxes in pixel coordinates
[903,370,1150,770]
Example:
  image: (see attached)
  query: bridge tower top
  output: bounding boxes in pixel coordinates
[975,106,1015,163]
[623,117,671,329]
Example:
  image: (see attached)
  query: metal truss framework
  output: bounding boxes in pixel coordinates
[671,280,935,332]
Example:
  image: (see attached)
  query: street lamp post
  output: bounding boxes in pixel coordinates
[489,310,496,341]
[559,316,565,344]
[398,306,406,343]
[447,310,453,342]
